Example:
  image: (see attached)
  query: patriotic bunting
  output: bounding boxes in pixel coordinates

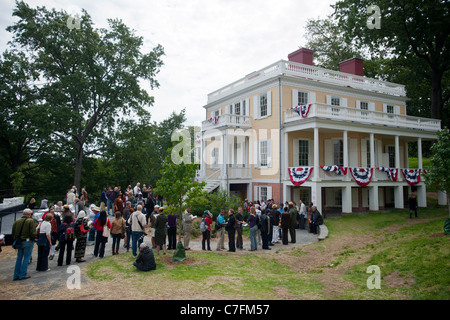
[321,165,348,175]
[377,167,398,181]
[288,167,314,186]
[290,104,312,118]
[401,169,421,185]
[350,168,374,187]
[208,116,219,124]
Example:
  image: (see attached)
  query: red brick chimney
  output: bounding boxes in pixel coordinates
[339,57,364,76]
[288,48,314,66]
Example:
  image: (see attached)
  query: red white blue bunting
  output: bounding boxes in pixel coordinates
[321,165,348,175]
[377,167,398,181]
[350,168,374,187]
[288,167,314,186]
[290,104,312,118]
[401,169,421,185]
[208,116,219,124]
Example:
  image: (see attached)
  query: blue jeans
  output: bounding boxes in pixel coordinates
[107,199,113,215]
[249,225,258,250]
[132,231,144,257]
[14,240,34,280]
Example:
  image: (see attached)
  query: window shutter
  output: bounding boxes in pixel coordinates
[395,105,400,115]
[267,186,273,200]
[326,95,332,105]
[341,98,348,107]
[361,139,368,167]
[254,186,259,201]
[382,104,387,113]
[308,91,316,104]
[356,100,361,109]
[267,91,272,117]
[293,139,299,167]
[245,98,250,116]
[253,95,259,119]
[324,139,333,165]
[292,89,298,107]
[267,139,272,168]
[369,102,375,112]
[254,140,259,168]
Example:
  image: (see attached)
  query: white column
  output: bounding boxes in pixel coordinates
[417,137,423,169]
[370,133,375,168]
[394,185,404,209]
[405,141,409,168]
[312,183,322,213]
[417,185,427,207]
[284,131,289,180]
[342,185,352,213]
[369,185,379,211]
[313,127,320,181]
[343,130,349,168]
[395,135,400,169]
[438,191,448,206]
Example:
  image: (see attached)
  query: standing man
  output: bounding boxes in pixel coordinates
[182,206,196,250]
[288,202,298,243]
[122,201,132,252]
[226,209,236,252]
[235,207,245,250]
[128,205,147,258]
[12,208,36,280]
[215,209,226,251]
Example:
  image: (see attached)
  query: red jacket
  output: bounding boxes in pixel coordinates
[93,218,111,232]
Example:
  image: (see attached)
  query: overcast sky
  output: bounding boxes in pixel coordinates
[0,0,336,127]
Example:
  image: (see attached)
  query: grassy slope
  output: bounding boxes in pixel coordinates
[85,206,450,300]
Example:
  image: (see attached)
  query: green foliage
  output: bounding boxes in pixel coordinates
[5,1,165,189]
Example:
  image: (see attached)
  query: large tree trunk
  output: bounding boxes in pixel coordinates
[431,68,444,121]
[74,144,83,191]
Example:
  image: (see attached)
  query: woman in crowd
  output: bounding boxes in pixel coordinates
[74,210,90,262]
[93,210,111,258]
[201,210,213,251]
[248,206,258,251]
[110,211,126,255]
[36,213,53,272]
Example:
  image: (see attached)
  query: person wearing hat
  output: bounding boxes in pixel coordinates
[74,210,90,262]
[201,210,213,251]
[12,208,37,280]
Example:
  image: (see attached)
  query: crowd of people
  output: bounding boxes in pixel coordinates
[10,182,323,280]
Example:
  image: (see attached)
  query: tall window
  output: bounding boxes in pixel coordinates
[234,102,240,115]
[333,140,343,166]
[388,146,395,168]
[331,97,340,106]
[298,91,308,105]
[386,105,395,114]
[260,186,268,202]
[260,93,268,117]
[260,140,268,167]
[298,140,309,166]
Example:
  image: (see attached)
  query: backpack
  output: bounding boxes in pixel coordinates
[63,222,75,241]
[200,218,208,232]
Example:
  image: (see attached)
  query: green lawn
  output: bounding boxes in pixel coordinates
[85,205,450,300]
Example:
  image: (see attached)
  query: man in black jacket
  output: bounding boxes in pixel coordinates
[226,209,236,252]
[133,244,156,272]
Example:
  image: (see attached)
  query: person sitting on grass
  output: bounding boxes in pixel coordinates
[133,244,156,272]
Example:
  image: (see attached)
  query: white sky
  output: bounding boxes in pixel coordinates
[0,0,336,127]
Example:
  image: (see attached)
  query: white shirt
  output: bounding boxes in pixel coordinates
[38,221,51,235]
[300,203,307,217]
